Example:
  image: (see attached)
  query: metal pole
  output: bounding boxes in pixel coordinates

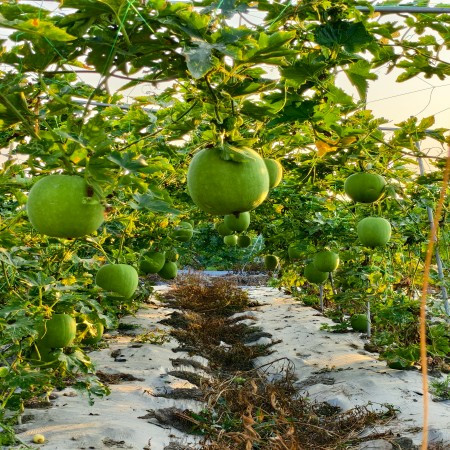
[319,284,324,312]
[357,6,450,14]
[367,302,371,337]
[416,143,449,316]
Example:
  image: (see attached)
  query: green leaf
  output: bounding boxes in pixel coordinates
[130,192,179,215]
[344,60,378,100]
[184,42,216,79]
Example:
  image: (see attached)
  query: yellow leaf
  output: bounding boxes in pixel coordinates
[315,140,337,157]
[340,136,357,146]
[381,37,389,45]
[391,31,400,38]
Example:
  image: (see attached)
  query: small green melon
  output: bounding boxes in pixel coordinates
[215,221,233,237]
[38,314,77,348]
[158,262,178,280]
[237,235,252,248]
[288,243,303,260]
[224,235,238,246]
[95,264,139,299]
[172,221,194,242]
[264,255,279,270]
[224,212,250,232]
[27,175,104,238]
[80,322,104,345]
[304,263,328,284]
[313,250,339,272]
[357,217,391,247]
[140,251,166,274]
[264,158,283,189]
[350,314,368,332]
[344,173,386,203]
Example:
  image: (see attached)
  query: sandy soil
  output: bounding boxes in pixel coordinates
[13,283,449,449]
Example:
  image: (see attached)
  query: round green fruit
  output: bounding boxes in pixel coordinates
[264,158,283,189]
[165,249,179,262]
[30,345,59,365]
[224,235,238,246]
[357,217,391,247]
[313,250,339,272]
[215,221,233,237]
[224,212,250,232]
[288,243,303,260]
[80,322,104,345]
[304,263,328,284]
[38,314,76,348]
[350,314,368,332]
[187,147,269,215]
[237,235,251,248]
[264,255,279,270]
[27,175,104,238]
[0,367,9,378]
[95,264,138,299]
[140,251,166,274]
[172,221,194,242]
[344,173,386,203]
[158,262,178,280]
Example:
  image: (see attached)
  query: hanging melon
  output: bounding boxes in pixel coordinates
[313,250,339,272]
[27,175,104,238]
[237,235,251,248]
[357,217,391,247]
[172,221,194,242]
[224,235,238,246]
[304,263,328,284]
[96,264,139,299]
[38,314,77,348]
[264,159,283,189]
[158,262,178,280]
[288,243,303,260]
[264,255,279,270]
[344,173,386,203]
[140,251,166,274]
[187,147,269,215]
[215,221,233,237]
[80,322,104,345]
[350,314,368,332]
[224,212,250,232]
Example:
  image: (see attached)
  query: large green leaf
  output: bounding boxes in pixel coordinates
[344,60,378,100]
[314,21,373,52]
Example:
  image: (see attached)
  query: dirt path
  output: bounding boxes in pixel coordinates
[14,283,449,449]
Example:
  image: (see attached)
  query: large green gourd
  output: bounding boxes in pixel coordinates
[96,264,139,299]
[27,175,104,238]
[313,250,339,272]
[304,263,328,284]
[264,255,279,270]
[357,217,391,247]
[344,173,386,203]
[224,235,238,246]
[81,322,104,345]
[264,159,283,189]
[158,262,178,280]
[350,314,368,332]
[38,314,77,348]
[215,221,233,237]
[187,148,269,215]
[237,235,251,248]
[140,251,166,274]
[224,212,250,232]
[172,221,194,242]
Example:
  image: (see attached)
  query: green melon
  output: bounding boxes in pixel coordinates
[344,173,386,203]
[264,255,279,270]
[304,263,329,284]
[172,221,194,242]
[224,235,238,246]
[357,217,392,247]
[38,314,77,348]
[30,345,59,366]
[27,175,104,238]
[288,243,303,260]
[224,212,250,232]
[237,235,252,248]
[165,249,179,262]
[313,250,339,272]
[140,251,166,274]
[158,262,178,280]
[350,314,368,332]
[215,221,233,237]
[95,264,139,299]
[187,147,269,215]
[264,159,283,189]
[80,322,104,345]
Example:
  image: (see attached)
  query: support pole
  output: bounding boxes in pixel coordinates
[319,284,324,312]
[367,301,371,338]
[416,143,449,316]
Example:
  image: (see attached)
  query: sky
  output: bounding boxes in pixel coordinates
[0,1,449,171]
